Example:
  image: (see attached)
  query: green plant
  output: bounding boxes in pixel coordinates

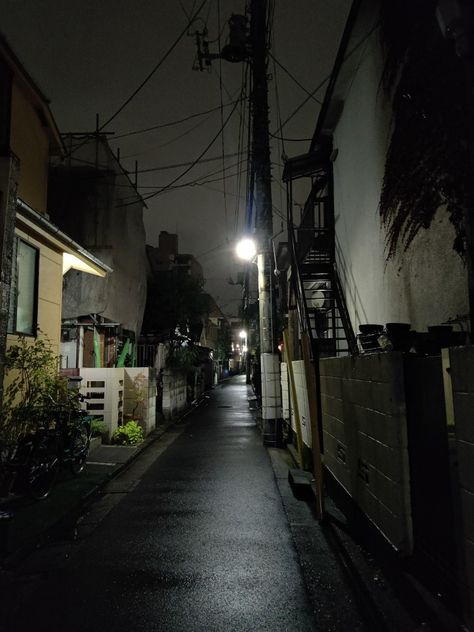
[165,343,200,371]
[112,420,144,446]
[90,419,107,437]
[1,335,76,443]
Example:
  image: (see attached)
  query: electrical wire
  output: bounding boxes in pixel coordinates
[66,0,209,158]
[269,51,323,105]
[117,93,243,206]
[101,0,209,130]
[109,100,238,141]
[119,115,213,160]
[271,21,380,136]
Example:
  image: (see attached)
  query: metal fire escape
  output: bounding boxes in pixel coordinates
[283,148,357,359]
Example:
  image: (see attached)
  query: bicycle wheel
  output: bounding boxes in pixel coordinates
[27,436,59,500]
[70,424,90,475]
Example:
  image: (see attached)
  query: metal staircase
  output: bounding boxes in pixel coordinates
[284,155,357,358]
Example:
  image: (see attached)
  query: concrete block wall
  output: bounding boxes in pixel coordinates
[449,345,474,628]
[162,369,187,420]
[80,367,124,440]
[320,353,413,553]
[123,367,157,436]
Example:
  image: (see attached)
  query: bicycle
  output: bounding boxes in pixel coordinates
[0,397,92,501]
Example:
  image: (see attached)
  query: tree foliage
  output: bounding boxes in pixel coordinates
[142,270,211,340]
[379,0,468,259]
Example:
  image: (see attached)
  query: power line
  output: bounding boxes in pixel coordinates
[66,0,209,158]
[119,115,212,159]
[109,100,238,141]
[101,0,209,130]
[118,94,243,206]
[271,22,380,136]
[269,51,323,105]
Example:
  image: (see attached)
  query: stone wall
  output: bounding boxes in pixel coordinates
[320,352,413,553]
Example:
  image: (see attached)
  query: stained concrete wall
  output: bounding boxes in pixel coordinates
[320,352,413,553]
[332,15,468,333]
[162,369,187,420]
[449,346,474,627]
[48,137,147,337]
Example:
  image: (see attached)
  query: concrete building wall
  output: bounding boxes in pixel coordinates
[320,353,413,553]
[449,345,474,626]
[49,138,147,337]
[332,25,468,333]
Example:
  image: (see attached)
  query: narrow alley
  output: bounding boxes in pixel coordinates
[0,376,420,632]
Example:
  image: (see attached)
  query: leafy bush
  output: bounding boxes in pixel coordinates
[165,343,200,370]
[112,421,144,446]
[1,335,76,444]
[90,419,107,437]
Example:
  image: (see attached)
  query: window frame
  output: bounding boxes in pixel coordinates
[8,237,40,337]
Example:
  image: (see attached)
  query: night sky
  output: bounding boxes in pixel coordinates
[2,0,350,316]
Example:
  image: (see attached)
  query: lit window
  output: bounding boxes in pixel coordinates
[8,238,39,335]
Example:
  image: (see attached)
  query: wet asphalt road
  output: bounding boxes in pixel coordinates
[4,376,318,632]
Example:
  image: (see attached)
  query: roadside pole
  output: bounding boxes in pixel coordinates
[250,0,282,446]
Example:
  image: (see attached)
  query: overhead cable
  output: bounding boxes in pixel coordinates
[109,100,239,141]
[272,22,380,136]
[67,0,209,157]
[118,95,243,206]
[100,0,209,130]
[269,52,323,105]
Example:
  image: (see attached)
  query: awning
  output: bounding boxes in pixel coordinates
[16,199,112,277]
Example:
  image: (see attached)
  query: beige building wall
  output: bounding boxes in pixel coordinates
[7,226,63,355]
[10,83,49,214]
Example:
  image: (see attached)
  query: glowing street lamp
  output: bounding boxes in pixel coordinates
[235,237,257,261]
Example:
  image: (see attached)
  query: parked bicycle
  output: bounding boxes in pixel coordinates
[0,396,92,501]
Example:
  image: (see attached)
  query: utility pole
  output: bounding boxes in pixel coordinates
[194,0,283,445]
[249,0,282,446]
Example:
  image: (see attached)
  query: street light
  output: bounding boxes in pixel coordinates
[235,237,257,262]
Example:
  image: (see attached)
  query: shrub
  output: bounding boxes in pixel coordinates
[1,335,76,444]
[90,419,107,437]
[112,420,144,446]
